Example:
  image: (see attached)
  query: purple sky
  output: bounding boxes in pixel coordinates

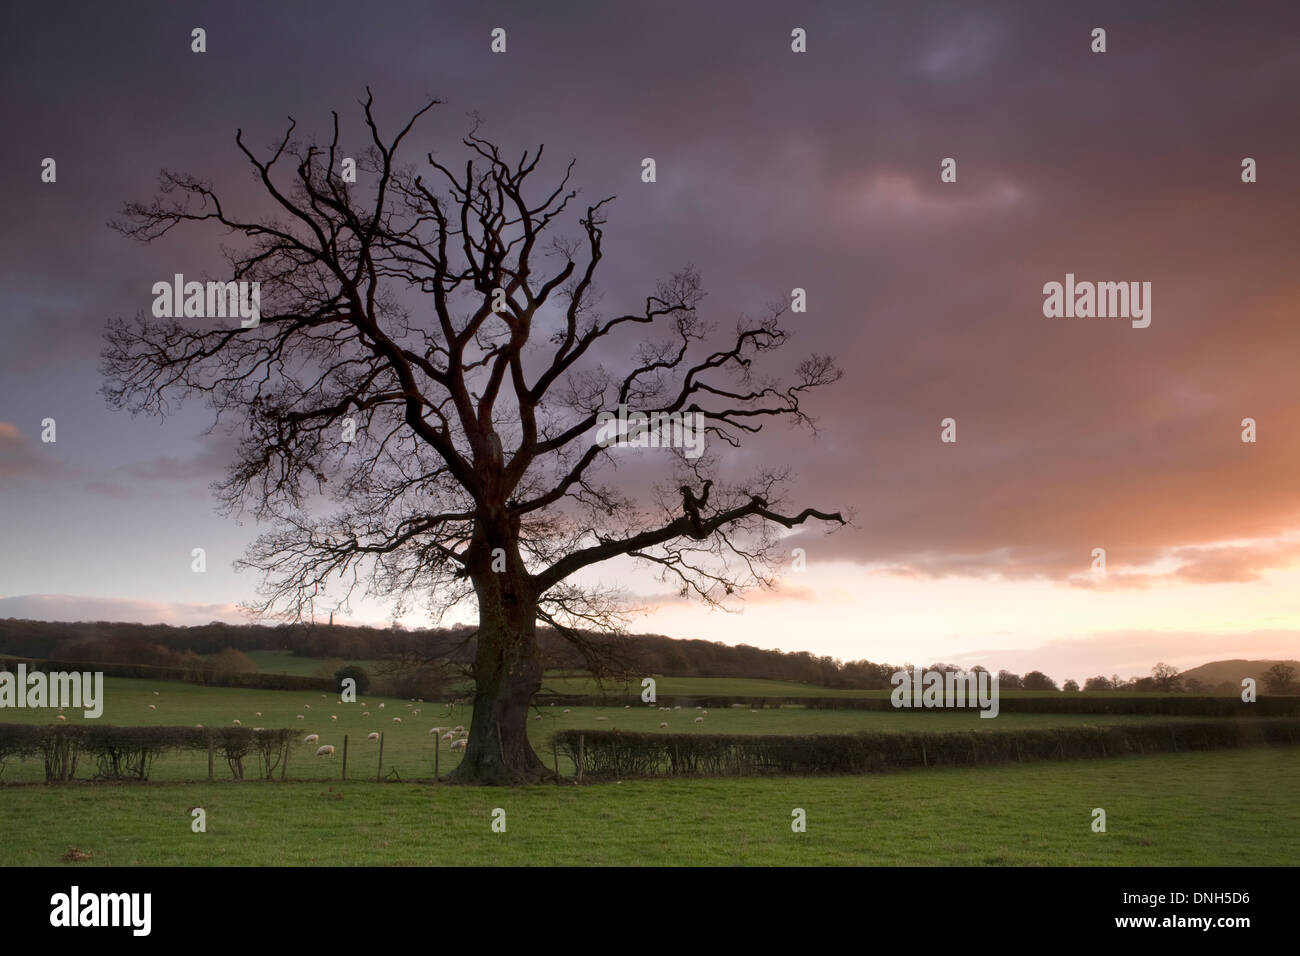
[2,1,1299,681]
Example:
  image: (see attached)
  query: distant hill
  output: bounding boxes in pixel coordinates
[1180,659,1299,689]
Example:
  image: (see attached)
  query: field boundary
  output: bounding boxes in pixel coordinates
[552,718,1300,780]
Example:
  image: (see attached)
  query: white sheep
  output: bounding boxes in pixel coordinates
[56,715,66,721]
[450,738,467,752]
[255,711,262,717]
[367,732,379,741]
[316,745,335,757]
[148,704,156,710]
[296,714,304,720]
[429,727,444,735]
[331,715,338,721]
[694,717,704,723]
[563,708,571,714]
[625,705,630,709]
[453,725,465,732]
[673,706,681,711]
[456,730,468,738]
[393,717,402,723]
[702,710,708,717]
[659,721,668,728]
[232,719,241,726]
[362,711,370,717]
[305,704,311,709]
[442,732,455,741]
[152,691,159,696]
[304,734,319,743]
[413,709,420,716]
[379,703,385,709]
[534,714,542,720]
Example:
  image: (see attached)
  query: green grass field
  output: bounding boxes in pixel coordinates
[2,748,1295,865]
[0,676,1224,783]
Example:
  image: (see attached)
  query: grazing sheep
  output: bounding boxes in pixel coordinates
[316,745,335,757]
[367,732,380,741]
[562,709,571,714]
[152,691,159,696]
[429,727,444,735]
[393,717,402,723]
[449,738,467,752]
[413,709,420,716]
[673,706,681,711]
[320,694,327,698]
[305,704,311,709]
[148,704,156,710]
[452,725,465,733]
[303,734,319,743]
[694,717,704,723]
[378,703,385,709]
[442,732,455,741]
[255,711,262,717]
[296,714,304,720]
[362,711,370,717]
[233,719,241,726]
[702,710,708,717]
[194,724,203,729]
[659,721,668,728]
[455,730,468,738]
[331,715,338,721]
[56,715,66,721]
[696,706,703,711]
[625,705,631,709]
[534,714,542,720]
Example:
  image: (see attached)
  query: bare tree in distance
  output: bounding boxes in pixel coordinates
[102,92,846,783]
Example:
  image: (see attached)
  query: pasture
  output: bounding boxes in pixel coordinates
[0,676,1227,783]
[1,748,1295,865]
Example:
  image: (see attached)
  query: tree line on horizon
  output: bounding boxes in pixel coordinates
[0,617,1294,696]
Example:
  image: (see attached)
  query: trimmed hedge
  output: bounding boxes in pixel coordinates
[0,724,298,782]
[537,693,1300,716]
[553,718,1300,780]
[0,656,335,692]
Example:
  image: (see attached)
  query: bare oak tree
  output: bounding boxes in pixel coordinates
[103,93,844,783]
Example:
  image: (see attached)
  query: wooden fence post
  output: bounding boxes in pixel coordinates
[342,735,348,780]
[377,732,384,782]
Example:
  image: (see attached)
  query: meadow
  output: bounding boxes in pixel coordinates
[0,749,1294,865]
[2,671,1294,867]
[0,676,1225,783]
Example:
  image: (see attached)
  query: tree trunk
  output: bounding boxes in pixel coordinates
[448,533,549,784]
